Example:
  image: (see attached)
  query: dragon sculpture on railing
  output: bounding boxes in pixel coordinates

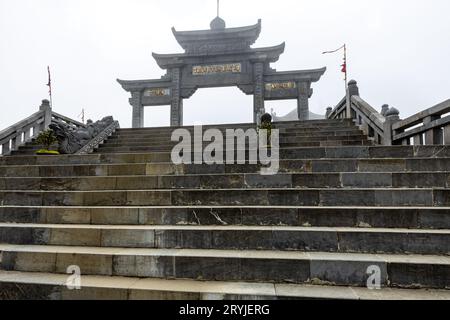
[50,116,119,154]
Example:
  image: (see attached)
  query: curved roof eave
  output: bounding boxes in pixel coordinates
[172,19,262,46]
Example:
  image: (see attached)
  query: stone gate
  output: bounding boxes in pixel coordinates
[118,16,326,128]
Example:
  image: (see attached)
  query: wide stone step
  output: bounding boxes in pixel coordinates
[109,129,365,141]
[1,206,448,229]
[113,127,362,140]
[2,158,449,177]
[101,135,368,147]
[1,270,447,300]
[114,119,355,133]
[1,245,448,289]
[94,141,373,153]
[0,224,448,255]
[1,188,448,206]
[1,172,449,191]
[3,146,450,165]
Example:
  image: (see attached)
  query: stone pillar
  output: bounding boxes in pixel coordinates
[424,116,443,145]
[130,91,143,128]
[444,124,450,145]
[413,134,424,145]
[348,80,359,97]
[171,68,183,127]
[1,141,10,155]
[347,80,359,119]
[253,62,265,123]
[39,99,52,131]
[325,107,332,119]
[297,82,310,121]
[383,107,400,146]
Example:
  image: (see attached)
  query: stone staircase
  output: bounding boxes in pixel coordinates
[0,119,449,300]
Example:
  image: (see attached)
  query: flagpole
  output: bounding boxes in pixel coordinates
[47,66,53,109]
[322,44,351,119]
[344,44,351,118]
[344,44,347,90]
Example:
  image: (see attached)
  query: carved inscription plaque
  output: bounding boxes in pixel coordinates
[192,63,242,75]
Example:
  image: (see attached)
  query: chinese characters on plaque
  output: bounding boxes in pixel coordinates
[192,63,242,75]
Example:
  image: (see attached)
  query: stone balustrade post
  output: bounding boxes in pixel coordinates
[444,124,450,145]
[348,80,359,97]
[39,99,52,131]
[424,115,443,145]
[381,104,389,117]
[383,107,400,146]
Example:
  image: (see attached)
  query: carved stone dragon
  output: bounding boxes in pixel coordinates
[49,116,115,154]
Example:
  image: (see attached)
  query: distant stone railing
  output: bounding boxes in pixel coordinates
[52,111,86,130]
[326,80,449,146]
[0,99,55,155]
[391,99,450,146]
[0,99,119,156]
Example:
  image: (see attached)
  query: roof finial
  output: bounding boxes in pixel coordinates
[210,0,226,30]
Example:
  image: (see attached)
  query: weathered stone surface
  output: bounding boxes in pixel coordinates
[139,208,189,225]
[310,260,388,287]
[320,190,375,206]
[44,208,91,224]
[342,173,392,188]
[84,191,127,206]
[113,255,174,278]
[50,228,101,246]
[293,173,341,188]
[91,208,139,225]
[374,190,433,206]
[212,230,272,250]
[338,231,450,255]
[101,229,155,248]
[358,159,406,172]
[272,230,338,251]
[392,173,448,188]
[242,208,297,226]
[126,191,171,206]
[241,259,310,283]
[175,257,240,281]
[55,253,113,276]
[388,263,450,289]
[0,207,43,223]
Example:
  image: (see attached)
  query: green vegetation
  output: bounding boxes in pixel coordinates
[35,129,59,155]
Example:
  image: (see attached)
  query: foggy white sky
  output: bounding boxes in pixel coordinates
[1,0,449,129]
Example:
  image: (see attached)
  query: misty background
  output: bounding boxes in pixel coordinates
[1,0,449,129]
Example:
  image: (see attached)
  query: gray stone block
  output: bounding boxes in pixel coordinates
[310,260,388,287]
[342,173,392,188]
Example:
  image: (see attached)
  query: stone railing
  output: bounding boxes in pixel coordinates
[0,99,120,156]
[391,99,450,145]
[327,80,392,145]
[327,80,450,146]
[52,111,86,130]
[0,99,53,155]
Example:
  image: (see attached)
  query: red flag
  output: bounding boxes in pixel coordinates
[341,62,347,73]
